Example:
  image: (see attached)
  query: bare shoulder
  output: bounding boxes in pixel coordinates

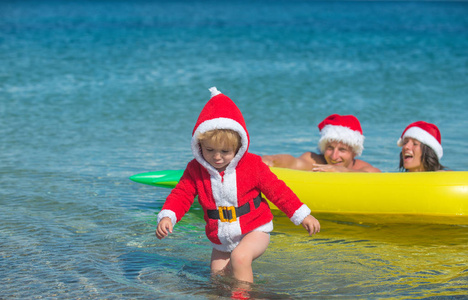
[296,152,323,170]
[353,159,381,173]
[308,152,326,164]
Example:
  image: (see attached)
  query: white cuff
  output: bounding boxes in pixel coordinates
[157,209,177,227]
[290,204,311,225]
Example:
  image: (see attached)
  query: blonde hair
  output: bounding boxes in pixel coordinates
[198,129,242,153]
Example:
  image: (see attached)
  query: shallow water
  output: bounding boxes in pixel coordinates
[1,0,468,298]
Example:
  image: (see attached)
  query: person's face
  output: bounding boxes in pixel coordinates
[323,141,355,168]
[401,137,424,172]
[200,139,236,172]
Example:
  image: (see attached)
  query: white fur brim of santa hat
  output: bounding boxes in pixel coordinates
[318,125,365,156]
[397,122,443,160]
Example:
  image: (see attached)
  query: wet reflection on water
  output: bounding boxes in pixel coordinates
[258,213,468,298]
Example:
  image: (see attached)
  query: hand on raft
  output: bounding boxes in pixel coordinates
[312,163,348,172]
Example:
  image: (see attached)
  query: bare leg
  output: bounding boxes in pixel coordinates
[211,248,231,277]
[230,231,270,283]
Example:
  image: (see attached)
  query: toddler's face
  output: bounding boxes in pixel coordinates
[200,140,236,172]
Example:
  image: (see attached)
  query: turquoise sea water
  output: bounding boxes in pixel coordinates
[1,0,468,298]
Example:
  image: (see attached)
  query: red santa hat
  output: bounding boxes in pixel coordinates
[397,121,443,160]
[317,114,365,156]
[191,87,249,173]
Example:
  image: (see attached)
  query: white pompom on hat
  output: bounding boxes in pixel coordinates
[397,121,443,160]
[317,114,365,156]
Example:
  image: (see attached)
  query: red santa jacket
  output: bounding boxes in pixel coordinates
[157,87,311,252]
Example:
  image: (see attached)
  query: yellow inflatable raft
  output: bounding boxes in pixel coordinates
[270,168,468,225]
[130,168,468,225]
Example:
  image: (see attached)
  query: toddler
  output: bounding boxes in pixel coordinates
[156,87,320,284]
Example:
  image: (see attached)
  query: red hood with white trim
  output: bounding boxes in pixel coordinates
[191,87,250,175]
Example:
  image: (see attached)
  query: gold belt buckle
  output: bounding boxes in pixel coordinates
[218,206,237,223]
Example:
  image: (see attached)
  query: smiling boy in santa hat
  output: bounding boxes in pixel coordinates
[156,87,320,285]
[262,114,381,173]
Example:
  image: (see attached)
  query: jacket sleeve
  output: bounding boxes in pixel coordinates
[256,156,311,225]
[157,161,198,226]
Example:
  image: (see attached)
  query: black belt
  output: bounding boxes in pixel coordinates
[207,195,262,223]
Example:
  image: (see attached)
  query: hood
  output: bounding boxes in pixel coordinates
[191,87,249,174]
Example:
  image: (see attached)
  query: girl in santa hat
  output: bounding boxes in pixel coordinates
[156,87,320,285]
[397,121,447,172]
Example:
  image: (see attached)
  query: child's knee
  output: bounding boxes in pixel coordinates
[230,250,252,268]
